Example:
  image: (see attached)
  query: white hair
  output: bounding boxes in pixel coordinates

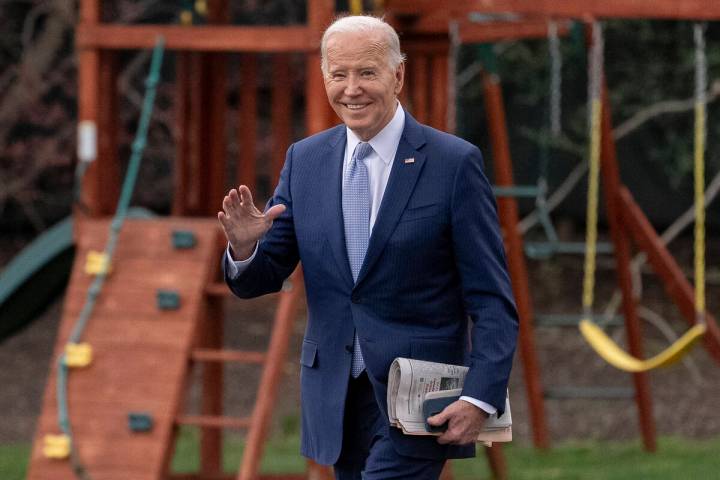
[320,15,406,75]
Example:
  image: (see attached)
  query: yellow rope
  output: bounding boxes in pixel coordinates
[694,100,706,318]
[582,98,602,313]
[578,22,707,372]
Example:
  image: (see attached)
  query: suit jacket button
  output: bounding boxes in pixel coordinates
[345,344,353,353]
[351,293,360,303]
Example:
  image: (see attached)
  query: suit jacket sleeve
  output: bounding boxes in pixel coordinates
[452,146,519,414]
[223,143,300,298]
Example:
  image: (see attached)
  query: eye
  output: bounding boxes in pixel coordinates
[361,69,376,78]
[331,72,346,80]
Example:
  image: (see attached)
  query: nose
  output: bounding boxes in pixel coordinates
[343,73,362,96]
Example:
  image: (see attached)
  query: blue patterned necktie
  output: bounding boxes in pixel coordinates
[343,141,374,377]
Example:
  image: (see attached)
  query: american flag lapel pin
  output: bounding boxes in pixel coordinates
[404,157,415,164]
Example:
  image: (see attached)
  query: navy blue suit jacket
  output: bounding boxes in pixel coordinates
[225,113,518,464]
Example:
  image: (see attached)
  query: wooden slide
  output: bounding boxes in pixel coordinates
[27,217,220,480]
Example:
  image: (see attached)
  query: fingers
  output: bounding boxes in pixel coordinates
[427,411,449,427]
[238,185,254,208]
[436,415,466,445]
[217,210,232,227]
[222,185,262,217]
[433,401,484,445]
[265,204,287,221]
[223,188,243,216]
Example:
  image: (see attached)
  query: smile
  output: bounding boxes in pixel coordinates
[343,103,370,111]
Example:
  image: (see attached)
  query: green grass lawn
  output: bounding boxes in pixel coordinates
[4,433,720,479]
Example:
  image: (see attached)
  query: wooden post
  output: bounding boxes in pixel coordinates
[481,72,550,450]
[485,444,508,480]
[439,461,454,480]
[199,2,230,472]
[200,296,224,474]
[237,271,306,480]
[430,53,448,130]
[307,459,335,480]
[238,54,258,190]
[410,55,429,124]
[78,0,119,216]
[305,0,335,137]
[272,54,292,186]
[173,50,191,216]
[186,52,207,214]
[97,50,120,212]
[598,81,657,452]
[199,54,228,214]
[201,1,230,215]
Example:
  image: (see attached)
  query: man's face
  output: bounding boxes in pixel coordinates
[323,30,404,141]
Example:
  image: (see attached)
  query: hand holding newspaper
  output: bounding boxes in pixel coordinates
[387,358,512,445]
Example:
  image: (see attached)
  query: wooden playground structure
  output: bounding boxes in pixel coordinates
[27,1,720,479]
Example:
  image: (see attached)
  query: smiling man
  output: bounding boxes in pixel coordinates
[219,15,518,480]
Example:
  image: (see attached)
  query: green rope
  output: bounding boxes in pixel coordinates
[56,36,165,480]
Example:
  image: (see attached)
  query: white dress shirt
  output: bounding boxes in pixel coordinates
[226,103,496,416]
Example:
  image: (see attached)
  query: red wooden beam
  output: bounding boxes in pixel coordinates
[403,35,454,55]
[459,19,572,43]
[77,25,315,52]
[410,55,429,123]
[387,0,720,20]
[76,0,102,217]
[394,7,572,42]
[485,444,508,480]
[203,51,229,215]
[188,53,206,213]
[172,52,191,215]
[596,74,656,452]
[617,188,720,365]
[96,51,121,213]
[201,20,227,454]
[192,349,266,364]
[430,53,449,131]
[237,269,305,480]
[305,0,336,136]
[482,73,549,450]
[272,54,292,186]
[238,54,258,190]
[200,296,224,475]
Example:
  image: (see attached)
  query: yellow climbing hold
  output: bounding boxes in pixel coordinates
[43,434,70,459]
[64,343,93,368]
[195,0,207,16]
[179,10,192,25]
[85,250,111,275]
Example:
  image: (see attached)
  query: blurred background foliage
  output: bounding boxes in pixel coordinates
[457,20,720,228]
[0,1,718,234]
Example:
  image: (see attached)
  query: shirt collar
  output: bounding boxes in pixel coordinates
[346,103,405,165]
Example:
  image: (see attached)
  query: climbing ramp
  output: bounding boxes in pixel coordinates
[27,217,220,480]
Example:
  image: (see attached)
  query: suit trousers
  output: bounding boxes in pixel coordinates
[333,372,446,480]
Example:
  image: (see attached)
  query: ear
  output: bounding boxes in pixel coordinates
[394,62,405,96]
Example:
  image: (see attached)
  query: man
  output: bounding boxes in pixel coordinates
[219,15,518,480]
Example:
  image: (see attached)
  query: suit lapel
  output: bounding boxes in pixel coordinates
[354,115,427,287]
[321,127,355,288]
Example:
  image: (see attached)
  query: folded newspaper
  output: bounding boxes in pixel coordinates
[387,358,512,445]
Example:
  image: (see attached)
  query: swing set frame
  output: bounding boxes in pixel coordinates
[387,0,720,454]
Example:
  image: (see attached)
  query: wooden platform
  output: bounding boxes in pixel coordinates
[27,217,221,480]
